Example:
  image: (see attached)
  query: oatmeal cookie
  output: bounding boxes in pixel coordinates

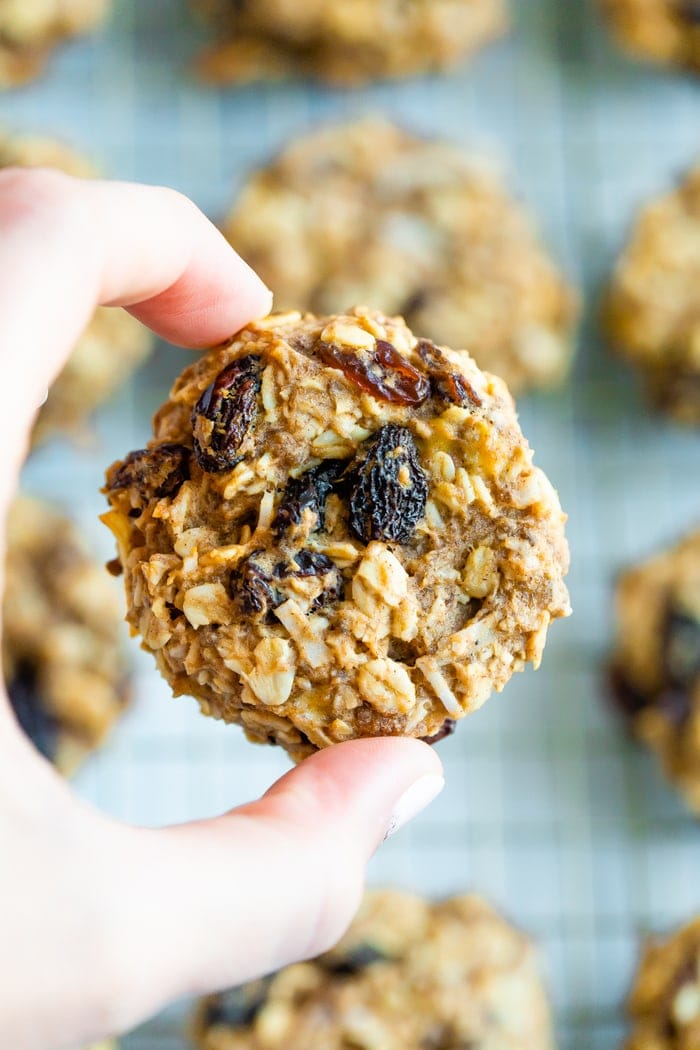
[601,0,700,74]
[0,0,109,88]
[103,307,569,760]
[605,165,700,422]
[192,0,508,86]
[224,121,578,394]
[0,131,152,444]
[191,891,554,1050]
[625,916,700,1048]
[3,496,129,774]
[609,529,700,813]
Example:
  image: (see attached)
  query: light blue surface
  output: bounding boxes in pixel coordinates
[4,1,700,1047]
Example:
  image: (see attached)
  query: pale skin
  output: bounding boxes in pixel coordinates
[0,168,445,1050]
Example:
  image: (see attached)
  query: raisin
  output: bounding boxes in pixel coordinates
[107,444,190,508]
[204,979,272,1029]
[324,944,388,975]
[348,424,428,544]
[677,1,700,25]
[192,355,261,473]
[278,549,344,609]
[417,339,482,408]
[233,549,343,618]
[421,719,457,746]
[7,664,59,761]
[317,337,430,406]
[273,459,348,536]
[663,606,700,689]
[233,550,281,620]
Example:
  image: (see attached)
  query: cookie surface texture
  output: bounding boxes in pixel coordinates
[3,496,129,774]
[225,120,578,394]
[103,308,569,760]
[191,890,554,1050]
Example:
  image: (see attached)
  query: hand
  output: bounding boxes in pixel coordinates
[0,168,444,1050]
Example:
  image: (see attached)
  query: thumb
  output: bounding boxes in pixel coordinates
[109,738,444,1031]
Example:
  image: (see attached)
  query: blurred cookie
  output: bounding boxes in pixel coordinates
[0,131,152,444]
[0,0,109,87]
[601,0,700,73]
[604,165,700,423]
[626,916,700,1048]
[191,890,554,1050]
[3,496,129,774]
[193,0,508,85]
[225,120,578,393]
[103,307,569,761]
[609,529,700,812]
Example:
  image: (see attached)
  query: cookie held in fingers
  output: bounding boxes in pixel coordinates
[609,529,700,814]
[604,164,700,423]
[224,119,579,395]
[103,307,570,761]
[192,0,509,86]
[3,497,130,775]
[191,890,554,1050]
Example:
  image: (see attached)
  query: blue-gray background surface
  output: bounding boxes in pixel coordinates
[3,1,700,1046]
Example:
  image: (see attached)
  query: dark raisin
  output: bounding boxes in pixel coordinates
[277,550,344,609]
[417,340,482,408]
[192,355,261,473]
[663,606,700,689]
[421,719,457,746]
[324,944,388,975]
[348,424,428,544]
[677,0,700,25]
[608,665,652,722]
[273,459,348,536]
[233,550,282,620]
[204,978,272,1029]
[317,337,430,406]
[7,664,59,761]
[107,444,190,507]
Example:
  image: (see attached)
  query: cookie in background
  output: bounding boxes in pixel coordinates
[191,890,555,1049]
[224,120,579,395]
[0,131,152,446]
[600,0,700,74]
[609,529,700,814]
[625,915,700,1048]
[192,0,508,86]
[3,496,130,775]
[0,0,110,88]
[604,165,700,423]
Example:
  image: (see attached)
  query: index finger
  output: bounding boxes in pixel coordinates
[0,168,271,478]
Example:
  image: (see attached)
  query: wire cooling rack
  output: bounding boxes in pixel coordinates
[5,0,700,1046]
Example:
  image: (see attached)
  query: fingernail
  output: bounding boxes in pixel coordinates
[385,774,444,840]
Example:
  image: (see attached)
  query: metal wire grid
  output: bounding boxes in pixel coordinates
[4,0,700,1046]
